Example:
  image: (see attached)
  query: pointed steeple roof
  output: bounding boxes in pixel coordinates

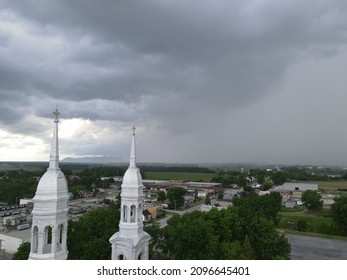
[129,125,136,168]
[33,109,68,199]
[121,125,143,188]
[49,108,60,170]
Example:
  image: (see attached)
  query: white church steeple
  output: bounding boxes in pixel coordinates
[48,108,60,170]
[29,109,69,260]
[129,126,136,168]
[109,126,151,260]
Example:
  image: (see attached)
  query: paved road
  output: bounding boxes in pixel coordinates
[158,204,203,228]
[287,234,347,260]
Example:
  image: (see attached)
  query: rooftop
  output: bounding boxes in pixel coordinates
[0,228,31,241]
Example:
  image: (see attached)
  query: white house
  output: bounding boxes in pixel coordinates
[0,229,30,254]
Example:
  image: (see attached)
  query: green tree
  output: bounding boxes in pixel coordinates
[238,173,248,187]
[145,222,169,259]
[161,211,220,259]
[0,171,37,205]
[67,207,120,259]
[246,217,290,259]
[271,171,286,185]
[257,174,265,185]
[157,191,166,202]
[242,235,254,259]
[261,181,274,191]
[217,191,224,200]
[194,188,199,200]
[297,220,309,232]
[166,187,186,209]
[5,218,12,228]
[220,241,247,259]
[114,193,121,210]
[12,242,30,260]
[205,194,211,205]
[93,188,100,197]
[301,190,323,212]
[262,192,282,225]
[242,186,254,194]
[233,192,282,226]
[158,205,290,260]
[331,196,347,235]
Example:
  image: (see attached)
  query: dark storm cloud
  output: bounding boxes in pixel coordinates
[2,0,347,114]
[0,92,30,124]
[1,0,347,163]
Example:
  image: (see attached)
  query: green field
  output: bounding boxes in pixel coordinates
[279,210,333,234]
[143,171,216,182]
[0,163,45,172]
[315,180,347,191]
[280,206,305,213]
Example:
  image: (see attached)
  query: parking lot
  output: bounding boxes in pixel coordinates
[287,233,347,260]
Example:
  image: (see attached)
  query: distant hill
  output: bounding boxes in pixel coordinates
[62,156,125,164]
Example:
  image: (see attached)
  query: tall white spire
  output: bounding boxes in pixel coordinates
[29,109,69,260]
[49,109,60,170]
[109,126,150,260]
[129,125,136,168]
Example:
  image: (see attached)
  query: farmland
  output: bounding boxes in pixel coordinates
[315,180,347,191]
[142,171,216,182]
[279,212,333,234]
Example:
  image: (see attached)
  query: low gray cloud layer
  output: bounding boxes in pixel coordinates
[1,0,347,165]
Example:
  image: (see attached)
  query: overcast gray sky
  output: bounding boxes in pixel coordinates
[1,0,347,165]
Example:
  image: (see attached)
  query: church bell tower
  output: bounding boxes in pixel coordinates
[109,126,151,260]
[29,109,69,260]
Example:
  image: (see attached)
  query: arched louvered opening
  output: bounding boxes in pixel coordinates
[138,204,142,221]
[123,205,127,222]
[43,226,53,254]
[31,226,39,253]
[130,205,136,222]
[57,223,64,250]
[59,224,63,244]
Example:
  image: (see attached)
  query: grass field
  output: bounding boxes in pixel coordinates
[279,209,333,234]
[280,206,305,213]
[0,163,44,172]
[314,180,347,191]
[143,171,216,182]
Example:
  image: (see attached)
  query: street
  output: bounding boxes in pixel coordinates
[157,204,203,228]
[287,233,347,260]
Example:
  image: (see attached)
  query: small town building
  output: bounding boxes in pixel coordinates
[321,194,337,207]
[258,190,270,196]
[0,229,31,254]
[145,206,164,219]
[200,205,213,212]
[285,200,296,208]
[19,198,33,205]
[273,183,318,192]
[292,190,303,199]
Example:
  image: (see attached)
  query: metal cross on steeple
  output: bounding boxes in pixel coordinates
[53,108,60,122]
